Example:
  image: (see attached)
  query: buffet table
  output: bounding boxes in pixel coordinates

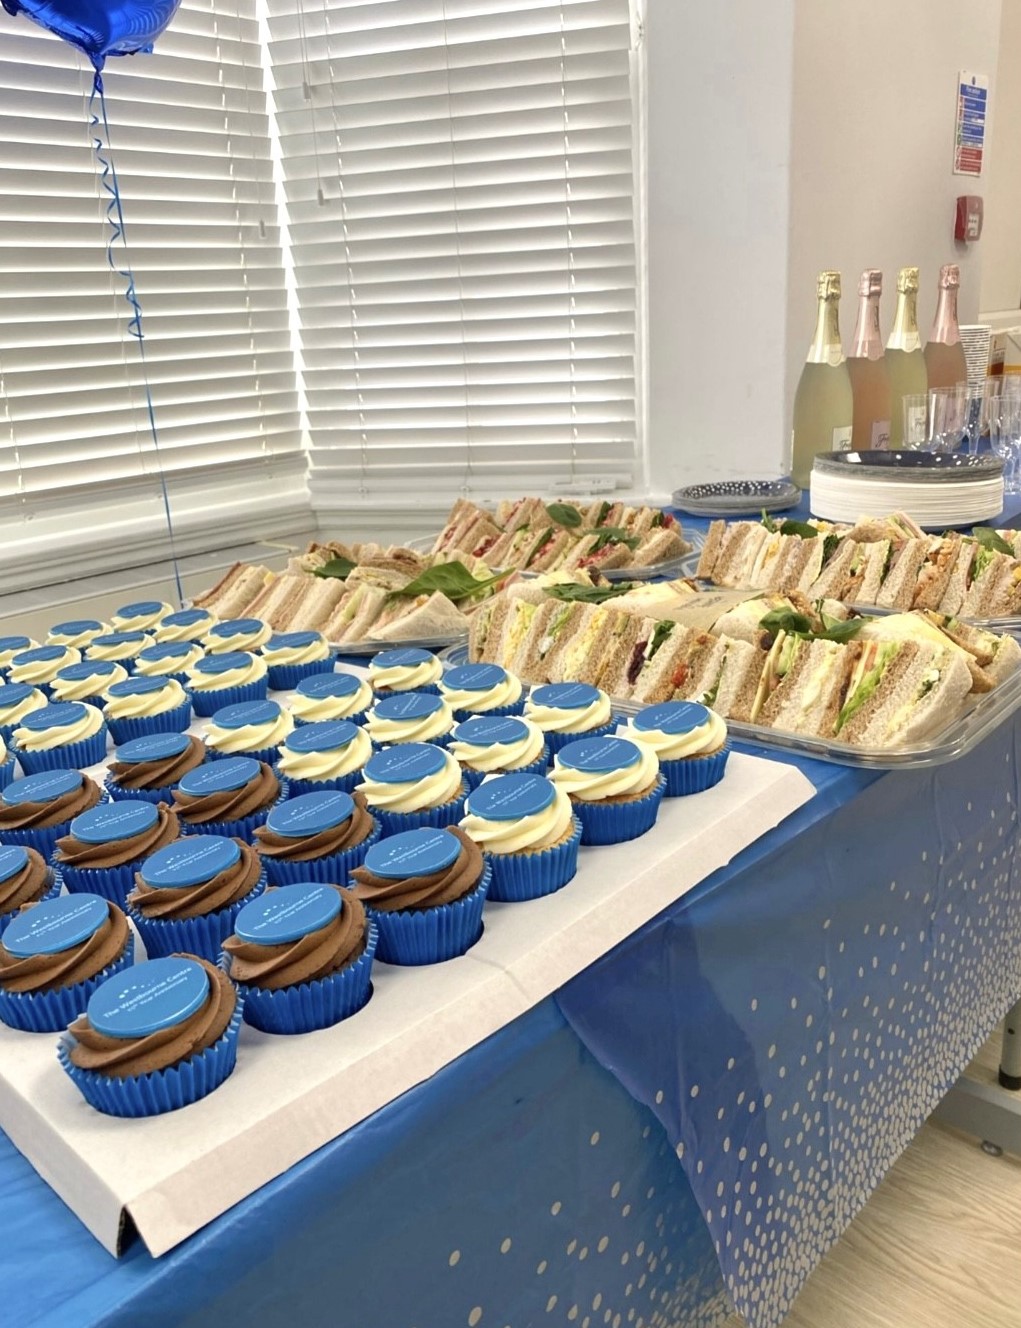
[4,506,1021,1328]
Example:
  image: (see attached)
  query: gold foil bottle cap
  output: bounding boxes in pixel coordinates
[859,269,883,297]
[816,271,841,299]
[939,263,960,289]
[897,266,919,294]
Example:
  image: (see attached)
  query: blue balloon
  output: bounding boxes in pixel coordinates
[2,0,182,68]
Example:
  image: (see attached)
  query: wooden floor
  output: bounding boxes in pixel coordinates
[723,1028,1021,1328]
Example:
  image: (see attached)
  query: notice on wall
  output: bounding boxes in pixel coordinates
[954,71,988,176]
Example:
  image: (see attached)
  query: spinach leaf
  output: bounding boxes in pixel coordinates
[312,556,356,580]
[971,526,1013,556]
[547,502,583,530]
[393,562,509,601]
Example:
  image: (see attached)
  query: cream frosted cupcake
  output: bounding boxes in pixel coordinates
[365,691,455,749]
[203,617,272,655]
[205,699,294,764]
[459,772,580,901]
[290,672,372,727]
[260,631,335,691]
[101,676,191,744]
[186,650,268,716]
[524,682,616,756]
[0,683,47,743]
[439,663,524,721]
[0,734,13,791]
[448,715,548,791]
[9,645,82,693]
[12,702,108,775]
[276,720,372,796]
[46,619,108,649]
[622,701,730,796]
[154,607,218,644]
[548,735,665,845]
[85,631,154,671]
[355,742,467,836]
[134,640,205,686]
[368,648,442,696]
[51,660,129,706]
[110,600,173,633]
[0,636,37,676]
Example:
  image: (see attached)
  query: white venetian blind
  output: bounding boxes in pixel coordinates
[0,1,307,589]
[265,0,639,511]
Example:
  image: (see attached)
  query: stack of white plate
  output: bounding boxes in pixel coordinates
[810,450,1004,529]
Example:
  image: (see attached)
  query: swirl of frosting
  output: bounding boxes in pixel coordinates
[154,609,218,643]
[223,885,367,988]
[128,840,262,919]
[10,646,81,686]
[351,827,483,909]
[0,776,102,831]
[172,762,279,827]
[355,748,462,813]
[204,621,272,654]
[254,791,375,862]
[290,678,372,723]
[549,742,660,802]
[459,784,574,853]
[369,655,442,692]
[13,703,105,752]
[102,678,188,720]
[450,719,545,773]
[0,638,37,669]
[204,708,294,756]
[440,672,523,714]
[624,709,727,760]
[67,957,236,1078]
[107,735,207,792]
[55,803,179,869]
[525,691,612,734]
[187,653,267,691]
[0,901,129,993]
[0,686,47,727]
[47,622,108,649]
[111,603,172,633]
[135,643,204,678]
[0,848,54,914]
[277,726,372,781]
[261,635,331,666]
[51,664,128,702]
[365,699,454,746]
[86,633,154,662]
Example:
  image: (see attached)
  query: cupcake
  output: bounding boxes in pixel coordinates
[524,682,616,756]
[85,631,154,671]
[349,826,489,965]
[222,882,376,1032]
[186,650,268,716]
[459,773,580,901]
[101,676,192,744]
[0,636,37,676]
[203,617,272,655]
[368,647,442,696]
[0,734,14,790]
[0,682,47,742]
[55,800,179,906]
[365,691,455,749]
[0,894,133,1033]
[548,735,665,845]
[0,769,104,857]
[106,733,207,804]
[154,607,218,644]
[8,644,82,693]
[0,843,62,930]
[12,702,108,774]
[46,619,108,649]
[355,742,467,836]
[126,835,266,961]
[172,755,284,840]
[622,701,730,796]
[134,640,205,686]
[260,630,335,691]
[439,663,525,721]
[276,720,372,796]
[59,954,243,1116]
[110,600,172,633]
[290,671,372,727]
[204,699,293,764]
[254,789,380,885]
[448,715,548,791]
[50,659,129,706]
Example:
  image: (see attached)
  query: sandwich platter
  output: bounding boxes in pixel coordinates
[328,630,467,657]
[407,534,697,584]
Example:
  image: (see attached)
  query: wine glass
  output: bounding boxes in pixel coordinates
[982,379,1021,494]
[927,387,968,454]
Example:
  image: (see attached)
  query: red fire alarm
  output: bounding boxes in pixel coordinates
[955,195,984,242]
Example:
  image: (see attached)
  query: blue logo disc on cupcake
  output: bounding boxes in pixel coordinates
[209,619,264,639]
[443,664,507,692]
[0,682,37,709]
[372,692,443,721]
[178,756,260,795]
[266,631,322,650]
[363,827,461,878]
[453,716,529,747]
[138,641,196,664]
[633,701,712,734]
[2,893,108,957]
[91,632,149,649]
[557,736,640,773]
[17,702,90,733]
[212,700,281,730]
[141,835,241,889]
[266,790,354,837]
[372,648,435,668]
[363,742,446,783]
[465,772,555,820]
[0,636,33,655]
[50,620,104,637]
[296,673,361,700]
[192,651,254,677]
[115,601,165,620]
[3,768,84,805]
[284,721,359,754]
[105,676,171,699]
[12,645,69,667]
[87,956,210,1038]
[115,732,192,763]
[70,800,158,845]
[0,845,30,883]
[234,881,341,944]
[161,609,210,629]
[55,660,121,685]
[530,682,602,709]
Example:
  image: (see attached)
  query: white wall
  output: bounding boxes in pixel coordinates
[980,0,1021,317]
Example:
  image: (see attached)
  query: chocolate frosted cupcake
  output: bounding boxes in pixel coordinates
[173,756,284,840]
[0,769,104,857]
[12,701,108,774]
[368,647,442,696]
[46,619,108,650]
[365,691,455,749]
[154,607,218,644]
[548,735,665,845]
[260,630,335,692]
[276,720,372,796]
[204,699,294,764]
[8,644,82,694]
[350,826,489,964]
[133,640,205,686]
[55,800,179,906]
[0,894,133,1033]
[101,676,192,744]
[448,715,548,791]
[59,954,243,1116]
[126,835,266,960]
[50,659,128,707]
[290,671,372,727]
[0,682,47,742]
[105,733,207,804]
[254,789,380,886]
[439,663,525,721]
[355,742,468,836]
[222,882,376,1032]
[459,772,581,902]
[0,844,62,929]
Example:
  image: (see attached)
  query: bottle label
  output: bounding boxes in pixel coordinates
[870,421,891,450]
[831,425,853,451]
[906,406,928,447]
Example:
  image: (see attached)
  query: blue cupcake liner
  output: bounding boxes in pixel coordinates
[261,817,382,887]
[372,682,441,698]
[177,779,290,843]
[451,699,526,723]
[58,993,244,1116]
[294,708,368,728]
[0,801,109,859]
[484,817,582,902]
[14,728,109,775]
[458,746,549,793]
[191,679,268,718]
[660,742,731,796]
[364,862,491,965]
[276,768,363,799]
[127,868,268,962]
[0,754,16,791]
[0,937,134,1034]
[208,743,285,766]
[229,919,377,1033]
[104,699,193,746]
[373,781,469,838]
[0,865,64,933]
[266,657,337,692]
[571,774,667,846]
[542,721,617,758]
[58,854,157,908]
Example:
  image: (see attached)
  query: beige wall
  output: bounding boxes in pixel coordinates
[980,0,1021,317]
